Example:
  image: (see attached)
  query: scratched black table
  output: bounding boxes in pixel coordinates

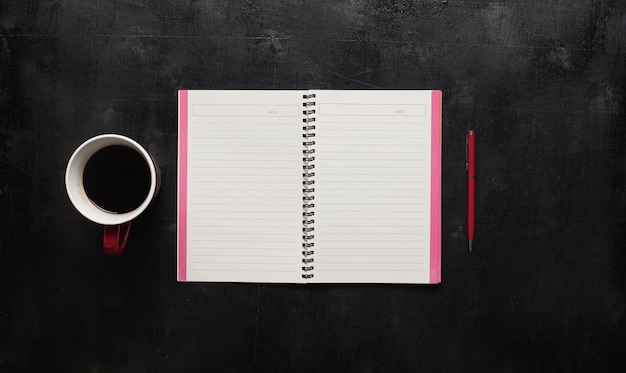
[1,1,625,371]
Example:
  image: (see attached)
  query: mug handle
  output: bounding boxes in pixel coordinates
[103,222,131,256]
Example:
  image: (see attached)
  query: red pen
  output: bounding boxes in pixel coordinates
[466,131,475,254]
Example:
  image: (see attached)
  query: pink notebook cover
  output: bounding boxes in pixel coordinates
[178,90,189,281]
[178,90,442,283]
[430,90,442,284]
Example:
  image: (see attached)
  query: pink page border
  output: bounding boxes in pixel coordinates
[178,90,189,281]
[430,90,442,284]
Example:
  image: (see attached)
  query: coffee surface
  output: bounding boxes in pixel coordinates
[83,145,151,213]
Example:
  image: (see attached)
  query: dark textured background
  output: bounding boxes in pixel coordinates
[1,1,625,372]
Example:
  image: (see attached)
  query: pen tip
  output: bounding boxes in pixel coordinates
[468,240,473,254]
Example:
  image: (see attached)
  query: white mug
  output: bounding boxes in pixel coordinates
[65,134,160,255]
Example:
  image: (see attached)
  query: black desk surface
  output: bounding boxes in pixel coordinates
[1,1,625,371]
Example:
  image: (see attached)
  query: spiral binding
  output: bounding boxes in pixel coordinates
[302,93,316,279]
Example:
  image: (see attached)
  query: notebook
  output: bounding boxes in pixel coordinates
[177,90,441,284]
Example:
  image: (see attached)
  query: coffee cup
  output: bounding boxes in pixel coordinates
[65,134,160,255]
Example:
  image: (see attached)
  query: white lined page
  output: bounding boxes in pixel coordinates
[311,90,434,284]
[182,90,304,283]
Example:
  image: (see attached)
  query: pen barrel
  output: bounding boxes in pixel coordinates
[467,131,475,241]
[467,176,475,240]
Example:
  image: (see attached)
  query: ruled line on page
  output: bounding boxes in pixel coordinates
[192,269,300,273]
[315,253,425,257]
[315,267,426,272]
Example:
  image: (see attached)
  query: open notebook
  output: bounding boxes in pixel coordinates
[178,90,441,284]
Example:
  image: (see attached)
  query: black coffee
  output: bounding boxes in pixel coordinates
[83,145,151,213]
